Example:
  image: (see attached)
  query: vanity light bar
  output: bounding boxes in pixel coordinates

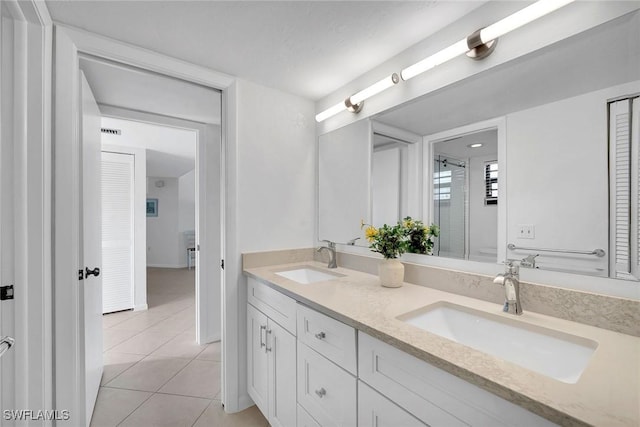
[315,73,400,122]
[316,0,573,122]
[401,0,575,81]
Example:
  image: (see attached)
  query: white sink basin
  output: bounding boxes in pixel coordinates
[275,267,344,284]
[397,302,597,384]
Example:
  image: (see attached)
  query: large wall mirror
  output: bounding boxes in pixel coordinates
[318,10,640,280]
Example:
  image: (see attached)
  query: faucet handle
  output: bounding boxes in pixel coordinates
[322,240,336,249]
[346,237,360,246]
[521,254,539,268]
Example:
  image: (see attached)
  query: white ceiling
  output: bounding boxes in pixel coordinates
[434,129,497,160]
[101,117,196,177]
[46,0,486,100]
[374,11,640,136]
[80,56,221,124]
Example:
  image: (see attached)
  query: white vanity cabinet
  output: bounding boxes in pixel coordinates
[358,381,426,427]
[358,332,558,427]
[297,304,357,426]
[247,279,297,427]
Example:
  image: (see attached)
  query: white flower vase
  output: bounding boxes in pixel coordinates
[378,258,404,288]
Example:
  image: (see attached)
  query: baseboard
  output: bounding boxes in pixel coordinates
[237,394,255,413]
[134,304,148,311]
[147,263,188,269]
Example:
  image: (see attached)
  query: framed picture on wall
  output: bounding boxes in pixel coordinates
[147,198,158,217]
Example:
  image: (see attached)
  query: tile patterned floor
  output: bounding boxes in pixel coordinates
[92,267,268,427]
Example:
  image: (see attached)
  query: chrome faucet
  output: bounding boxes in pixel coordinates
[520,254,539,269]
[493,261,523,315]
[317,240,337,269]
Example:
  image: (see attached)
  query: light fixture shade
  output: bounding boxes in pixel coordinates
[400,0,574,81]
[480,0,575,43]
[350,73,400,105]
[316,74,400,122]
[401,39,469,81]
[315,101,347,122]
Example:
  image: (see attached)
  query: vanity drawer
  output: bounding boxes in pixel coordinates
[358,381,426,427]
[297,341,357,427]
[297,404,321,427]
[247,277,296,335]
[358,333,557,427]
[297,303,357,374]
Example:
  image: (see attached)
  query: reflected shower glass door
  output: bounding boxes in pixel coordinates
[433,155,467,259]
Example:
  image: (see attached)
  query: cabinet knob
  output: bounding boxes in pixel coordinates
[314,331,326,340]
[315,388,326,398]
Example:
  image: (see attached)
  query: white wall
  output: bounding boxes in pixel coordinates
[469,154,497,262]
[233,79,316,408]
[178,169,195,232]
[147,176,183,267]
[506,80,640,276]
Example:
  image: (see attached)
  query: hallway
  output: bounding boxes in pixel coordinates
[92,268,267,426]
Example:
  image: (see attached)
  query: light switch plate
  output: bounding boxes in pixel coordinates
[517,224,535,239]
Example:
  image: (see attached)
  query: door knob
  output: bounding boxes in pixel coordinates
[85,267,100,278]
[0,336,14,358]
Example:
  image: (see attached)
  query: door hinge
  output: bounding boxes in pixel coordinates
[78,269,84,281]
[221,259,224,270]
[0,285,14,301]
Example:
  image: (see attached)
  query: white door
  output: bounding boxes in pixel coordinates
[247,304,269,418]
[81,73,104,425]
[101,151,135,313]
[268,320,296,427]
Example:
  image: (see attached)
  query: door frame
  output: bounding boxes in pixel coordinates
[1,0,53,419]
[100,104,222,343]
[52,23,245,419]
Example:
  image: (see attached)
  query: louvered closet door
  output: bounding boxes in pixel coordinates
[610,98,640,280]
[102,152,135,313]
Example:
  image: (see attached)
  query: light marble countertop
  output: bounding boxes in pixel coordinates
[244,261,640,427]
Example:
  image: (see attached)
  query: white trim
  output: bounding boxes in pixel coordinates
[371,121,422,145]
[52,23,244,413]
[2,0,54,418]
[423,116,507,263]
[134,304,148,312]
[56,24,233,89]
[99,104,222,346]
[146,264,189,269]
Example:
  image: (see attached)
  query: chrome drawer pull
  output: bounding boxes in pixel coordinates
[265,329,273,352]
[260,325,266,348]
[314,331,326,340]
[315,388,326,398]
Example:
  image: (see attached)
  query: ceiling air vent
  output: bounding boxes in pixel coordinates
[100,127,121,135]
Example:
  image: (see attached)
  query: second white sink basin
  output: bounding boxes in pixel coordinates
[275,267,343,284]
[398,302,597,384]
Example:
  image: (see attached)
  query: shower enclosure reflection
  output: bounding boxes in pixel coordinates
[432,130,497,262]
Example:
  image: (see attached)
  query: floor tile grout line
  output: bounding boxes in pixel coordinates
[113,389,155,427]
[190,399,215,427]
[102,352,204,388]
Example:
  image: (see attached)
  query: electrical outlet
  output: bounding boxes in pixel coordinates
[517,224,535,239]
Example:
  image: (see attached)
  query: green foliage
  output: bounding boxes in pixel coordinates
[361,216,439,259]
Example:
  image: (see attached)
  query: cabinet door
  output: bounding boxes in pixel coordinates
[267,320,297,427]
[297,341,357,427]
[247,304,269,418]
[358,381,426,427]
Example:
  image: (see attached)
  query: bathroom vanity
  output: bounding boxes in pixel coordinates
[243,253,639,427]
